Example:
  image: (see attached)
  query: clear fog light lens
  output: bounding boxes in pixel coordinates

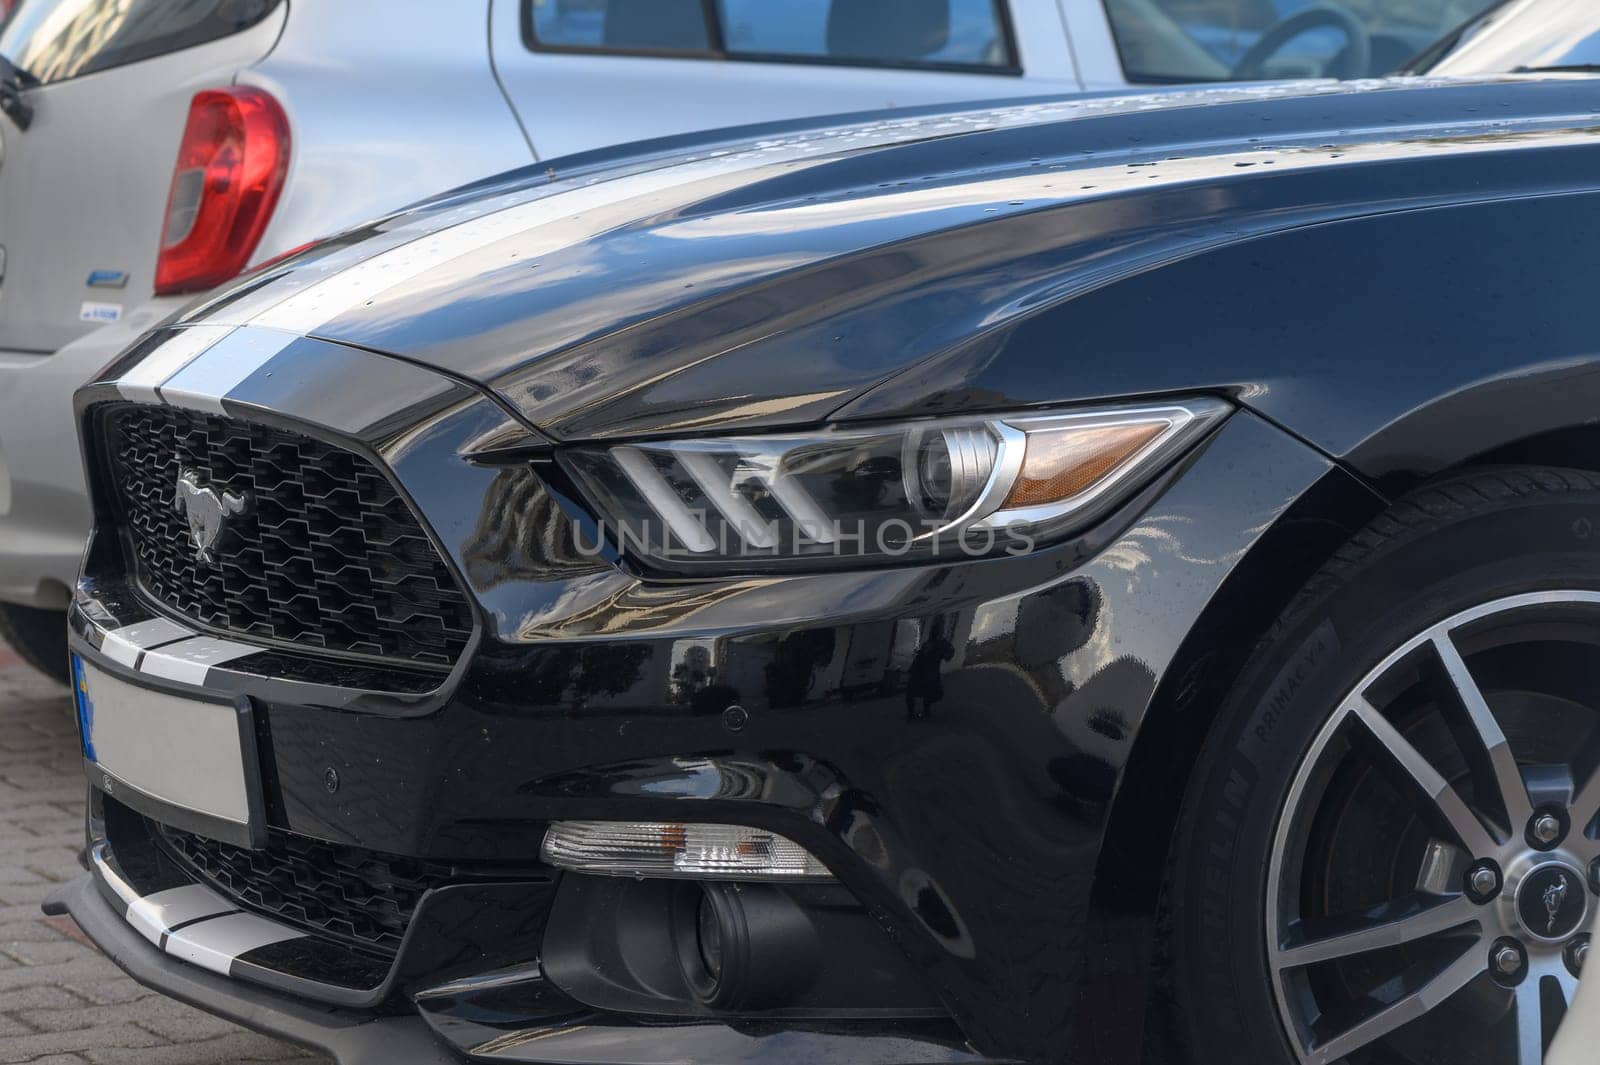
[541,820,833,881]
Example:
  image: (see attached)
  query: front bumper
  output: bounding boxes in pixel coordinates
[51,824,981,1065]
[50,871,986,1065]
[62,330,1350,1064]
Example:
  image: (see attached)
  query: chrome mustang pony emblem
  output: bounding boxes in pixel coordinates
[174,470,249,566]
[1544,876,1570,935]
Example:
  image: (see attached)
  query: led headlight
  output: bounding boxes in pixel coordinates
[561,398,1229,571]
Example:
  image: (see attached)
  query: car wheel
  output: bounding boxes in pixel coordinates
[1165,467,1600,1065]
[0,601,69,686]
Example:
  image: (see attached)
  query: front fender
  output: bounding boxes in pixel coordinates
[840,183,1600,497]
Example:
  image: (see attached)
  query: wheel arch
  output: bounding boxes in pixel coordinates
[1094,411,1600,1057]
[1084,460,1383,1054]
[1327,358,1600,500]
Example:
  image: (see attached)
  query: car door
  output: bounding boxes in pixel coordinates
[0,0,287,356]
[490,0,1082,161]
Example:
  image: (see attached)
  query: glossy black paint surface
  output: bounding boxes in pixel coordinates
[75,349,1355,1061]
[69,73,1600,1064]
[182,75,1600,493]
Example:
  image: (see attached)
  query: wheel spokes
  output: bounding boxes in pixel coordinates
[1272,594,1600,1065]
[1276,893,1479,970]
[1516,981,1544,1065]
[1568,768,1600,850]
[1547,964,1578,1007]
[1305,945,1483,1065]
[1431,632,1535,838]
[1547,959,1595,1063]
[1349,694,1500,859]
[1513,973,1575,1065]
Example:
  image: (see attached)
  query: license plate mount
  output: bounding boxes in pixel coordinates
[74,654,266,848]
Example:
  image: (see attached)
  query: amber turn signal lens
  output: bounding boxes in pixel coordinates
[1001,422,1167,509]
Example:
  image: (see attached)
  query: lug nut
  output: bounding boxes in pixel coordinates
[1493,944,1526,978]
[1532,813,1564,846]
[1567,935,1592,980]
[1465,861,1503,904]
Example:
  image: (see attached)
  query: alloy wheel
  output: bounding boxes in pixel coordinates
[1268,591,1600,1064]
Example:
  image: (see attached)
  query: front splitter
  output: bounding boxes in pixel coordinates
[43,874,456,1065]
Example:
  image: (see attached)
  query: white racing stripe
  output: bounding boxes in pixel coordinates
[138,637,262,686]
[126,884,237,948]
[242,156,778,337]
[157,328,298,414]
[187,186,547,328]
[116,326,236,405]
[113,114,969,404]
[91,846,304,974]
[164,912,303,976]
[230,88,1320,341]
[100,618,195,670]
[108,158,766,409]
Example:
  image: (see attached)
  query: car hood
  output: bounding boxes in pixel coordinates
[178,74,1600,442]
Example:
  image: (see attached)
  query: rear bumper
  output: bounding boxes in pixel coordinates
[0,300,187,607]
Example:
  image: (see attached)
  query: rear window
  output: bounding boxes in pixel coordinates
[0,0,282,86]
[526,0,1018,73]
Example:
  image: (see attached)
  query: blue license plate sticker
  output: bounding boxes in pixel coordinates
[72,654,96,761]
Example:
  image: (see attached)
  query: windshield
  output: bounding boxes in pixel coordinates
[1411,0,1600,74]
[0,0,280,86]
[1102,0,1505,84]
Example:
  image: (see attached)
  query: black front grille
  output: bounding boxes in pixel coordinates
[105,407,473,667]
[158,826,456,956]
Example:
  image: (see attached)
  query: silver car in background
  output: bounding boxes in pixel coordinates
[0,0,1501,680]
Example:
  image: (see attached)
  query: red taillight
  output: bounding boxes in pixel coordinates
[154,87,289,296]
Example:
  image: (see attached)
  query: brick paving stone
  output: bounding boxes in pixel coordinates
[57,978,157,1009]
[18,1000,235,1041]
[0,881,82,910]
[0,961,126,995]
[0,915,75,945]
[0,642,322,1065]
[0,986,86,1014]
[0,1025,167,1061]
[3,940,99,968]
[80,1030,314,1065]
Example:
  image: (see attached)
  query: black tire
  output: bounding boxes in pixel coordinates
[1163,467,1600,1065]
[0,601,69,686]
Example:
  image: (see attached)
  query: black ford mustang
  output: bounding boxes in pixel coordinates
[43,65,1600,1065]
